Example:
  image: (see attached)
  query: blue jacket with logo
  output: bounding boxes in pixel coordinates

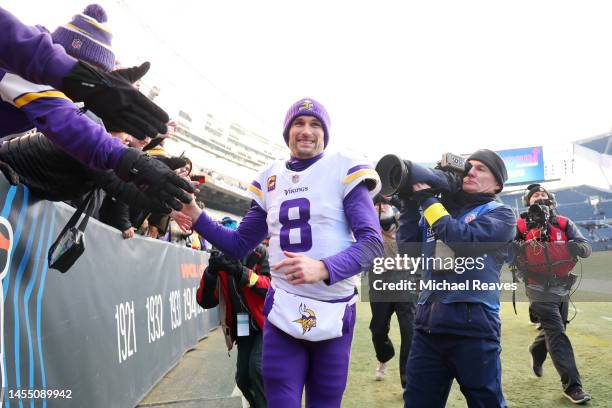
[397,192,516,340]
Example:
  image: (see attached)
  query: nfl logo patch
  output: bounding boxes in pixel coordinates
[71,38,82,49]
[292,175,300,184]
[465,214,476,223]
[267,175,276,192]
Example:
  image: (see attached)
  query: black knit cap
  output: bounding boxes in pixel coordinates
[523,183,552,206]
[467,149,508,192]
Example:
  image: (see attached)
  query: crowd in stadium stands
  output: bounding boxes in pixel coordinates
[200,167,249,193]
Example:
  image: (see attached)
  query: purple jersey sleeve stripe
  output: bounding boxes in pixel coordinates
[251,180,262,190]
[346,164,373,175]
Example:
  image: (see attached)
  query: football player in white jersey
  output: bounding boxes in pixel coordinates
[182,98,382,407]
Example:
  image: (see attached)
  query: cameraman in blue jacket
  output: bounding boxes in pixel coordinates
[398,150,515,408]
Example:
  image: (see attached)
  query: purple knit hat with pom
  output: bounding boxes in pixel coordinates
[283,98,331,147]
[51,4,115,72]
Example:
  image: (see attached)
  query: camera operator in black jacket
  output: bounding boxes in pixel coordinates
[512,184,591,404]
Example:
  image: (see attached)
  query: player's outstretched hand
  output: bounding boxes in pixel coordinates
[180,196,203,222]
[170,210,193,234]
[274,251,329,285]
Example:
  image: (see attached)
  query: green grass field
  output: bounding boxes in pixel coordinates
[343,300,612,407]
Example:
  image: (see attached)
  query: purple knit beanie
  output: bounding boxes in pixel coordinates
[283,98,331,147]
[51,4,115,72]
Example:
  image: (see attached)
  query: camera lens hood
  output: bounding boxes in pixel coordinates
[376,154,410,196]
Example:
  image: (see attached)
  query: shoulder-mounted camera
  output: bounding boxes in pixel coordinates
[521,199,555,234]
[375,152,467,198]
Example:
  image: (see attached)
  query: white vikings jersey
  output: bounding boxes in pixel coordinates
[248,152,381,300]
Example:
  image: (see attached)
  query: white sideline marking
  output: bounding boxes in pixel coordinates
[600,316,612,322]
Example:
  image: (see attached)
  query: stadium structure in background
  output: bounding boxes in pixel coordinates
[494,135,612,251]
[142,80,612,250]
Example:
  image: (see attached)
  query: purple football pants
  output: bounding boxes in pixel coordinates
[262,303,356,408]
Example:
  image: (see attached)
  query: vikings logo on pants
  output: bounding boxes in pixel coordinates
[293,303,317,335]
[0,216,14,395]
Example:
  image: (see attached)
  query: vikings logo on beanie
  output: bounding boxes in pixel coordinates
[51,4,115,72]
[283,98,331,148]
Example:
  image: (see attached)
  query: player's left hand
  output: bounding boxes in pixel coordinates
[274,251,329,284]
[180,196,203,221]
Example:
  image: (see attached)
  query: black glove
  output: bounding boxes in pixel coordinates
[113,62,151,84]
[207,251,224,273]
[411,188,436,207]
[218,256,244,277]
[113,179,169,213]
[93,171,167,213]
[61,61,169,140]
[114,148,193,213]
[567,240,581,257]
[208,252,244,276]
[154,155,188,171]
